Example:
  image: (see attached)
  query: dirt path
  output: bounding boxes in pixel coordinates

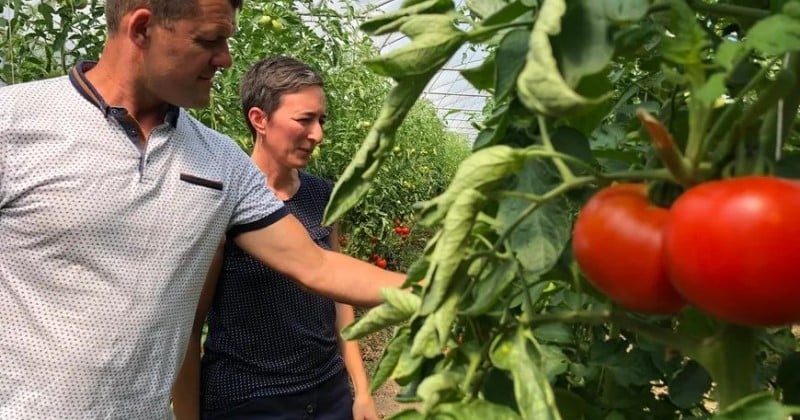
[372,379,421,418]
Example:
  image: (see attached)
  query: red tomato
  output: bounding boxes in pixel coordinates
[400,227,410,235]
[664,176,800,326]
[376,258,388,269]
[572,184,685,314]
[369,253,380,262]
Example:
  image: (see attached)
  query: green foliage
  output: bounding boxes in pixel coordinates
[332,0,800,418]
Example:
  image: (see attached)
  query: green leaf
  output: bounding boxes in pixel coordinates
[370,327,411,393]
[465,0,508,20]
[776,352,800,406]
[551,0,614,87]
[382,287,422,316]
[495,29,530,102]
[360,0,455,34]
[715,392,800,419]
[417,145,526,226]
[388,408,425,419]
[435,399,521,419]
[497,160,571,274]
[341,301,415,340]
[410,313,441,358]
[660,0,710,71]
[668,360,712,409]
[416,371,465,412]
[421,189,486,314]
[745,14,800,56]
[462,258,517,315]
[695,73,727,108]
[516,0,610,116]
[490,330,562,420]
[533,324,573,344]
[364,15,466,78]
[482,0,535,27]
[325,75,430,225]
[461,54,496,91]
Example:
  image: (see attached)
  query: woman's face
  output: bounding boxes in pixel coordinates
[260,85,327,169]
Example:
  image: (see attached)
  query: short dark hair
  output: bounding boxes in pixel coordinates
[240,56,324,140]
[105,0,243,33]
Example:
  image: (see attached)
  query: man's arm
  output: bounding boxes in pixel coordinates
[171,242,224,420]
[234,215,405,307]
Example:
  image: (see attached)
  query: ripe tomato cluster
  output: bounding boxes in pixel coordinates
[393,219,411,239]
[369,253,388,269]
[572,176,800,327]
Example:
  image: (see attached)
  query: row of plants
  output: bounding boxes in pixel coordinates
[328,0,800,418]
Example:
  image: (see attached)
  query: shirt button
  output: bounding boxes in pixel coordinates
[306,404,314,414]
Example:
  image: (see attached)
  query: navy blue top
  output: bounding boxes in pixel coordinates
[200,171,344,411]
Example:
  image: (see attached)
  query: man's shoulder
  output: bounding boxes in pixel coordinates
[1,76,71,106]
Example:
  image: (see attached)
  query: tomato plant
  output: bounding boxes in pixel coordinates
[573,183,684,314]
[665,176,800,327]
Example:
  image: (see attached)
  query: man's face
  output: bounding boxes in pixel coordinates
[142,0,235,108]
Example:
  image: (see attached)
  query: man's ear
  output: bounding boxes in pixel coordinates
[124,9,154,47]
[248,107,268,133]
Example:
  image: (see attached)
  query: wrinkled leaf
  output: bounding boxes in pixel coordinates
[365,15,466,78]
[418,145,526,225]
[421,190,486,314]
[370,327,411,393]
[341,300,416,340]
[360,0,454,34]
[417,371,465,412]
[517,0,610,116]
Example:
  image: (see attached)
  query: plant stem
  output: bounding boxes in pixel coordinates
[537,115,576,182]
[648,1,770,20]
[636,108,694,186]
[691,324,757,410]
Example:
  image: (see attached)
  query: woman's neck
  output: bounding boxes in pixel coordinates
[251,148,299,200]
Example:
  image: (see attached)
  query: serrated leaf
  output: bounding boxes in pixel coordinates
[417,371,465,412]
[370,327,411,393]
[462,258,517,315]
[516,0,610,116]
[420,190,486,314]
[382,288,422,315]
[745,14,800,56]
[490,330,562,420]
[495,29,530,102]
[341,302,415,340]
[417,145,525,225]
[497,160,571,274]
[461,54,496,91]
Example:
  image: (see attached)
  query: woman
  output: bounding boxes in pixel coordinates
[173,56,379,420]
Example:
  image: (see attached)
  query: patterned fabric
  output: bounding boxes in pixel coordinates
[0,63,287,419]
[201,171,344,412]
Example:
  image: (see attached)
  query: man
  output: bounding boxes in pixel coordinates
[0,1,404,418]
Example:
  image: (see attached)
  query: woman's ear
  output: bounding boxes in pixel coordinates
[247,107,268,134]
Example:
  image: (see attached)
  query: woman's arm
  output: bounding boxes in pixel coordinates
[330,227,380,420]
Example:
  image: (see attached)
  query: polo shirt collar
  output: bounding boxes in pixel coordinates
[68,60,179,128]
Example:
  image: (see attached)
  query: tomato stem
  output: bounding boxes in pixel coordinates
[691,324,757,410]
[537,115,577,182]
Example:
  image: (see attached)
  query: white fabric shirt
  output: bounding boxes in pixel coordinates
[0,67,286,419]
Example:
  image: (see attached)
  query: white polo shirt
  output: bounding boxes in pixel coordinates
[0,63,287,418]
